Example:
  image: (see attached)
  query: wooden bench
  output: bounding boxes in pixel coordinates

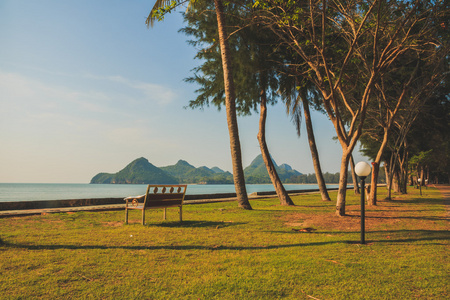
[124,184,187,225]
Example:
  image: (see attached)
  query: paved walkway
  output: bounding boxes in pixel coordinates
[0,197,242,218]
[1,185,449,218]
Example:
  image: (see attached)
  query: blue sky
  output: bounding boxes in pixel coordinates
[0,0,367,183]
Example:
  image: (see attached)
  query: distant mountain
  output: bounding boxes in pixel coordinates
[279,163,292,171]
[244,154,268,175]
[90,155,301,184]
[244,154,302,184]
[160,160,196,180]
[90,157,178,184]
[160,160,233,184]
[211,167,225,173]
[91,158,233,184]
[185,166,215,182]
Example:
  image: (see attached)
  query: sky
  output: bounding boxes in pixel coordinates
[0,0,368,183]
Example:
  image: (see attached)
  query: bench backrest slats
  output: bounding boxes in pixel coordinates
[143,184,187,209]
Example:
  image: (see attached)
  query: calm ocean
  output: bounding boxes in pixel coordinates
[0,183,336,202]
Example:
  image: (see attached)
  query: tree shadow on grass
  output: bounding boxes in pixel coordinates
[331,208,446,222]
[367,209,444,213]
[369,229,450,244]
[3,229,448,252]
[2,240,341,251]
[368,215,448,222]
[396,197,446,205]
[269,229,449,245]
[150,220,245,228]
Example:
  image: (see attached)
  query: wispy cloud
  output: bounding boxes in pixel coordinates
[0,71,108,115]
[86,74,177,106]
[0,71,180,122]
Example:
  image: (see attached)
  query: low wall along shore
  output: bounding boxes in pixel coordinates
[0,188,340,212]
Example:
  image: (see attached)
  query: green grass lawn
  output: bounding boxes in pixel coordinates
[1,187,448,299]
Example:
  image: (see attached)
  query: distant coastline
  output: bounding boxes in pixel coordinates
[0,183,340,203]
[89,156,360,185]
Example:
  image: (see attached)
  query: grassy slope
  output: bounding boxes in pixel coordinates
[0,187,448,299]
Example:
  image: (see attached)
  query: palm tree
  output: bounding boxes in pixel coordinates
[300,93,331,201]
[283,78,331,202]
[147,0,252,209]
[182,1,294,206]
[258,87,295,206]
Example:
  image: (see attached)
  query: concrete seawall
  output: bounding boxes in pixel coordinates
[0,188,341,212]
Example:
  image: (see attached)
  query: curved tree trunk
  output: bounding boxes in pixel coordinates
[258,90,294,206]
[335,152,351,216]
[301,96,331,201]
[368,127,390,205]
[214,0,251,209]
[384,160,390,191]
[386,167,394,201]
[400,147,409,194]
[393,170,400,193]
[349,155,360,194]
[368,162,379,205]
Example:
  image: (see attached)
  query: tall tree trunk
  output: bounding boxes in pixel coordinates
[384,160,390,192]
[349,155,360,195]
[335,152,351,216]
[393,170,400,193]
[258,90,294,206]
[398,146,408,194]
[214,0,251,209]
[368,162,379,205]
[368,127,391,205]
[401,144,409,194]
[384,159,395,201]
[302,96,331,201]
[420,168,425,186]
[386,161,394,201]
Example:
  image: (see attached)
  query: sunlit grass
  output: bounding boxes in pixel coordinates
[0,187,448,299]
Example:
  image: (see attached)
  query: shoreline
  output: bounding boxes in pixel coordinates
[0,188,344,217]
[0,183,342,203]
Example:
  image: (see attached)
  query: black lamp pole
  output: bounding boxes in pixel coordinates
[360,176,366,244]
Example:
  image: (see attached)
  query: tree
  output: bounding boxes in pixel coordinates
[148,0,252,209]
[253,0,448,216]
[182,1,294,205]
[364,54,446,203]
[301,93,332,201]
[406,77,450,186]
[283,78,332,201]
[359,0,449,205]
[258,88,295,205]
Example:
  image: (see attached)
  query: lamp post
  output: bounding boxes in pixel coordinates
[355,161,372,244]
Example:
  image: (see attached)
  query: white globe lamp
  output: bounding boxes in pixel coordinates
[354,161,372,244]
[355,161,372,178]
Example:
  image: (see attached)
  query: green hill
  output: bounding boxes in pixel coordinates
[90,157,177,184]
[161,161,233,184]
[90,155,301,184]
[244,154,302,184]
[160,160,196,180]
[211,167,225,173]
[91,158,234,184]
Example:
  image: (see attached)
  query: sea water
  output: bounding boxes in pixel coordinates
[0,183,337,202]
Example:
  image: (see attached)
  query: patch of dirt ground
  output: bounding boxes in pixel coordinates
[284,198,447,232]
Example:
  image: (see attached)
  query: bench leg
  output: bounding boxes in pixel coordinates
[142,209,145,225]
[163,208,167,220]
[125,208,128,224]
[179,206,182,222]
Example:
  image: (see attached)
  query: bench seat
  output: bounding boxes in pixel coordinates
[124,185,187,225]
